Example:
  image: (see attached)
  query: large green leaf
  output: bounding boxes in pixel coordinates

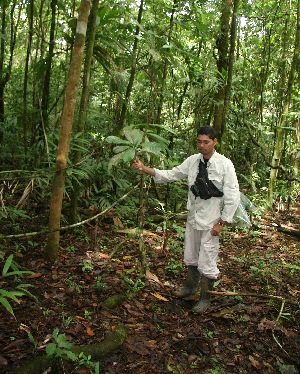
[122,148,136,163]
[140,142,164,156]
[146,132,170,146]
[113,145,131,154]
[123,126,144,145]
[106,136,130,145]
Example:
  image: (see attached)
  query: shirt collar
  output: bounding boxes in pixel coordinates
[199,150,218,166]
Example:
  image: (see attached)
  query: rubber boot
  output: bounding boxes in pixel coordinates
[174,266,200,298]
[193,276,214,313]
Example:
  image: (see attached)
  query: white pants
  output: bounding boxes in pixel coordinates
[184,222,220,279]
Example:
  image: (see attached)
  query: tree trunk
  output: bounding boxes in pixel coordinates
[155,0,178,125]
[69,0,99,224]
[0,1,19,141]
[117,0,144,131]
[22,0,35,158]
[222,0,240,143]
[268,0,300,205]
[212,0,232,139]
[45,0,92,261]
[40,0,57,136]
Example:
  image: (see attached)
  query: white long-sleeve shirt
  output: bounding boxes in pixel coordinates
[153,151,240,230]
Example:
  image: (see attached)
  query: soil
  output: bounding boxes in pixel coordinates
[0,209,299,374]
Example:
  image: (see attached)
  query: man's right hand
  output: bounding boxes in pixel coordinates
[133,157,144,172]
[133,157,155,176]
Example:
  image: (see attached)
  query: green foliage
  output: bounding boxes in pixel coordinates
[0,253,36,317]
[76,352,100,374]
[66,276,84,293]
[122,274,145,294]
[81,259,94,272]
[46,328,77,362]
[106,125,169,170]
[45,328,100,372]
[28,332,38,349]
[93,275,107,290]
[166,257,184,274]
[0,206,30,222]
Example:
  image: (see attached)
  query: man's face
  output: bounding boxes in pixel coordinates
[197,134,217,158]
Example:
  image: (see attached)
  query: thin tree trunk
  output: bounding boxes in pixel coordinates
[213,0,232,139]
[0,1,19,141]
[155,0,178,125]
[69,0,99,224]
[117,0,144,131]
[268,0,300,204]
[222,0,239,143]
[40,0,57,135]
[45,0,92,261]
[23,0,35,158]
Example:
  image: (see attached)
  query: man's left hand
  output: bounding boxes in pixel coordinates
[211,222,224,236]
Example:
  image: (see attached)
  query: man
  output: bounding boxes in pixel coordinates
[133,126,240,313]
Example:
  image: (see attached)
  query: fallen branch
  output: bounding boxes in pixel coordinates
[208,290,298,306]
[11,323,127,374]
[1,183,140,240]
[272,224,300,238]
[209,290,283,299]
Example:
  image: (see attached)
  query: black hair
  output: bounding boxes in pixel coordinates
[197,126,217,140]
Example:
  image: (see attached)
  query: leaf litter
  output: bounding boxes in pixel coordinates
[0,210,299,374]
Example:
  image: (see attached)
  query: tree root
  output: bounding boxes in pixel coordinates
[11,323,127,374]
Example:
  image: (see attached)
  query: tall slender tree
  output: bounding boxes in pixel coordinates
[45,0,92,261]
[69,0,100,224]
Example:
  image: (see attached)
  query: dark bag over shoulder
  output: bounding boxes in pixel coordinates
[190,160,224,200]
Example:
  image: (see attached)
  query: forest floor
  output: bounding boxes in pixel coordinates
[0,207,299,374]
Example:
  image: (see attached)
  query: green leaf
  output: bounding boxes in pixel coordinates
[123,126,144,145]
[122,148,136,163]
[106,136,129,145]
[2,254,13,276]
[66,351,78,361]
[0,289,24,301]
[140,142,164,155]
[46,343,57,356]
[0,297,15,316]
[108,152,126,170]
[113,145,131,154]
[16,284,38,302]
[56,333,69,347]
[53,328,60,340]
[3,270,33,278]
[147,132,170,145]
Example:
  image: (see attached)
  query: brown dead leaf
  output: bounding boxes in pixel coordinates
[150,292,169,302]
[19,324,31,333]
[86,326,95,336]
[27,273,43,279]
[97,252,110,259]
[145,270,163,286]
[249,355,261,370]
